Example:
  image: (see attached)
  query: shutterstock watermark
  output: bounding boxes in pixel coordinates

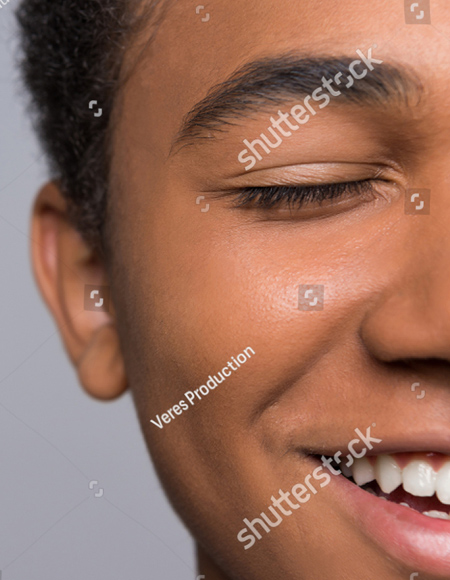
[298,285,325,311]
[237,425,381,549]
[237,46,383,171]
[150,347,255,429]
[405,189,431,215]
[404,0,431,24]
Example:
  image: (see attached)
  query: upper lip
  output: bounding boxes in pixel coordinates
[302,429,450,458]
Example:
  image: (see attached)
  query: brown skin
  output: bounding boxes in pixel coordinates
[31,1,450,578]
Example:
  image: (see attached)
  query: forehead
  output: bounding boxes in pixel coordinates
[113,0,450,166]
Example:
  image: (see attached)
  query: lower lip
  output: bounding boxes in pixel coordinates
[319,461,450,576]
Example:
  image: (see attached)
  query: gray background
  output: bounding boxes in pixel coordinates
[0,5,195,579]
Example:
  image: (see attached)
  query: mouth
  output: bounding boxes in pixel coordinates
[311,449,450,576]
[322,451,450,520]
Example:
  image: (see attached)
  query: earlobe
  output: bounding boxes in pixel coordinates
[30,181,128,400]
[77,323,127,399]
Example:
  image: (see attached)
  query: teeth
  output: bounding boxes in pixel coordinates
[423,510,450,520]
[436,462,450,505]
[351,457,375,486]
[348,453,450,506]
[375,455,402,494]
[400,502,411,508]
[403,460,436,497]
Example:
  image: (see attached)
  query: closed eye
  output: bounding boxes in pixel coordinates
[222,180,378,210]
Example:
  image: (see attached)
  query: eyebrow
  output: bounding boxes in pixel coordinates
[170,53,422,154]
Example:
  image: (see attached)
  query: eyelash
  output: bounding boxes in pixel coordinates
[227,180,377,210]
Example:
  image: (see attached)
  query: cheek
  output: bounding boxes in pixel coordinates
[110,196,399,578]
[122,213,373,415]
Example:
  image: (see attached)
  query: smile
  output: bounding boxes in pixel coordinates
[338,452,450,519]
[312,447,450,576]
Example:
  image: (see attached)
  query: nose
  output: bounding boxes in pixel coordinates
[360,215,450,364]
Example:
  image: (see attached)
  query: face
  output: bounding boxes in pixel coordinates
[33,0,450,578]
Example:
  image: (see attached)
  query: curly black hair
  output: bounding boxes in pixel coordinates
[16,0,170,251]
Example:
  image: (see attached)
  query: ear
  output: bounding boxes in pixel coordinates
[30,181,127,400]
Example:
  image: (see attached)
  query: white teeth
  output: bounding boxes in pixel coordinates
[351,457,375,486]
[436,461,450,505]
[400,502,411,508]
[349,453,450,506]
[375,455,402,494]
[403,460,437,497]
[423,510,450,520]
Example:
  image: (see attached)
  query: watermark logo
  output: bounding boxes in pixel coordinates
[238,46,383,170]
[89,480,104,498]
[196,5,210,21]
[405,0,431,24]
[150,347,255,429]
[405,189,430,215]
[84,285,110,312]
[0,0,11,9]
[196,195,210,212]
[298,285,324,311]
[411,382,426,399]
[89,100,103,117]
[237,425,381,549]
[410,573,419,579]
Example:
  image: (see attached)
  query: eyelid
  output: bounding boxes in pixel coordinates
[215,179,380,210]
[214,161,398,190]
[258,164,381,184]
